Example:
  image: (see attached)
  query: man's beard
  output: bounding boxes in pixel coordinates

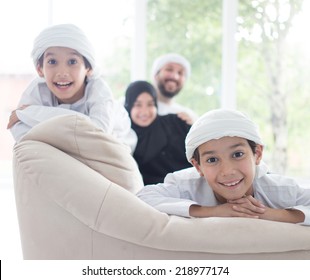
[157,81,181,99]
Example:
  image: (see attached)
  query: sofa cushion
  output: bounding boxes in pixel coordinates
[13,139,310,259]
[21,114,143,194]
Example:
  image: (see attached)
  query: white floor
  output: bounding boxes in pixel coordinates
[0,161,23,260]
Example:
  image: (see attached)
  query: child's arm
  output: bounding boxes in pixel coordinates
[190,195,266,218]
[7,105,29,129]
[229,195,307,224]
[137,184,196,217]
[84,78,115,134]
[8,105,85,142]
[258,207,305,223]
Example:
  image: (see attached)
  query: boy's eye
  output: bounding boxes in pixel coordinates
[233,151,244,158]
[207,157,218,163]
[68,59,77,65]
[47,59,57,65]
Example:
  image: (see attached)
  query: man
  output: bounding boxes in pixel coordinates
[151,53,198,124]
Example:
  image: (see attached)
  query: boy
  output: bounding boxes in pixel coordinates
[137,109,310,225]
[7,24,136,152]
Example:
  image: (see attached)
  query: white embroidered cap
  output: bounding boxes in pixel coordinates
[31,24,99,78]
[185,109,264,162]
[151,53,191,79]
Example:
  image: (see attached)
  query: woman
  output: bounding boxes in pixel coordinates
[125,80,192,185]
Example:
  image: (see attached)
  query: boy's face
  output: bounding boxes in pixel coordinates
[36,47,91,104]
[191,136,263,203]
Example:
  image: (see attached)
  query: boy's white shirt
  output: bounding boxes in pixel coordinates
[10,77,137,152]
[137,166,310,226]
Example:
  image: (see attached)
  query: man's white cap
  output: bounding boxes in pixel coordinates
[151,53,191,79]
[185,109,264,162]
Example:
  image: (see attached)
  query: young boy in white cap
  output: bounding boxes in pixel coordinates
[151,53,198,124]
[137,109,310,225]
[7,24,136,152]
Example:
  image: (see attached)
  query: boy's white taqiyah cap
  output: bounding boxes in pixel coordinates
[185,109,264,162]
[31,24,99,78]
[151,53,191,79]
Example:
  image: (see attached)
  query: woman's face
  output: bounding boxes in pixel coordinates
[130,92,157,127]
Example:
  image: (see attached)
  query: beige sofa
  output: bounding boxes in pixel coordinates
[13,114,310,260]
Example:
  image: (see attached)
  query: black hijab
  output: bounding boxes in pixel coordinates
[124,80,191,185]
[125,80,164,163]
[124,80,158,114]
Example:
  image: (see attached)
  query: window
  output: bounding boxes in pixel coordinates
[0,0,135,161]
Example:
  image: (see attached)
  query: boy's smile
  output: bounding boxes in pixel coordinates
[191,136,263,203]
[219,178,244,188]
[54,81,73,88]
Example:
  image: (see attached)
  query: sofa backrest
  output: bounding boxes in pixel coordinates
[21,114,144,194]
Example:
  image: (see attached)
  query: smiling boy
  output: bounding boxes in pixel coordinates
[137,109,310,225]
[36,46,90,104]
[7,24,136,152]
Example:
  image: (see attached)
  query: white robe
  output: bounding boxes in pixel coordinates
[137,167,310,225]
[10,77,137,152]
[157,100,198,122]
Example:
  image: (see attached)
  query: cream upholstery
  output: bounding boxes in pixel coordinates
[13,115,310,259]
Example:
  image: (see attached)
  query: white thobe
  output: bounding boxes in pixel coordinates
[10,77,137,152]
[157,100,198,122]
[137,167,310,226]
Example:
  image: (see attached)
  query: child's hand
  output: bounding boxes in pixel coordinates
[227,195,266,217]
[7,105,29,129]
[190,196,266,218]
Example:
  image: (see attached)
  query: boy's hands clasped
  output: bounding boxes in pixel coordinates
[189,195,265,219]
[227,195,266,218]
[190,195,305,223]
[229,195,304,223]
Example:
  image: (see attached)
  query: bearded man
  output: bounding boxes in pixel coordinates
[151,53,198,125]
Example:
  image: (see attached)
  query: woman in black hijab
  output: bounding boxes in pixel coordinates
[125,80,192,185]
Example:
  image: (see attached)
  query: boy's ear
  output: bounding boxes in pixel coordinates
[190,158,204,177]
[86,68,93,78]
[255,144,264,165]
[36,64,44,77]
